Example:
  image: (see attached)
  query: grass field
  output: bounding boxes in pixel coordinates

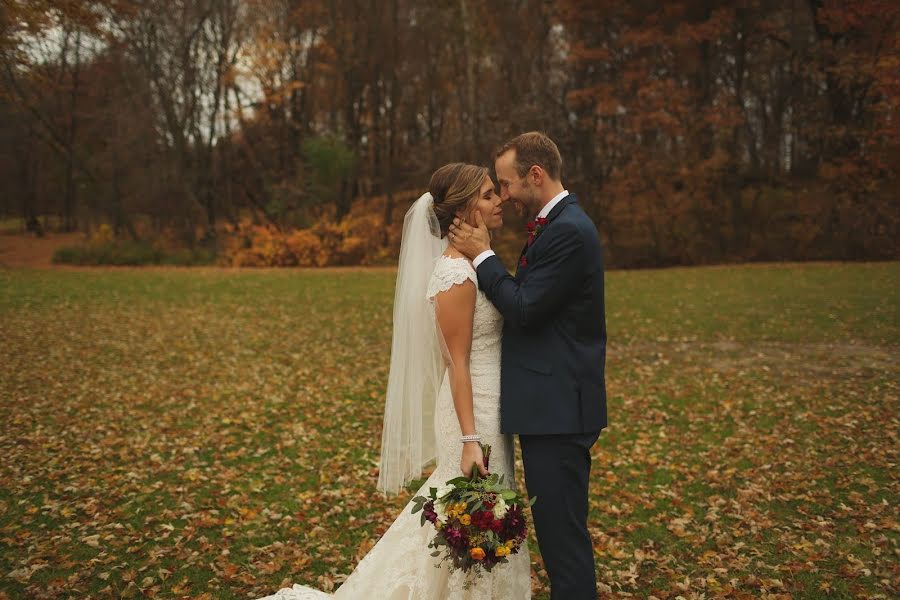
[0,263,897,599]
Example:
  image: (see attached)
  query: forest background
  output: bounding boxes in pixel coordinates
[1,0,897,268]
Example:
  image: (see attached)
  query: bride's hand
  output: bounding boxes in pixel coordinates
[460,442,489,477]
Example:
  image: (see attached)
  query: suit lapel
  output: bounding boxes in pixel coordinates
[517,240,529,261]
[515,194,578,278]
[546,194,577,223]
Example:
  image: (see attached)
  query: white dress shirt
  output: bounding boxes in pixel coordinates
[472,189,569,269]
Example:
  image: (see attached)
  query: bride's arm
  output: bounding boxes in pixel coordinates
[434,279,489,477]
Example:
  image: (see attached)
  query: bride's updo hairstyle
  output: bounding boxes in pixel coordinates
[429,162,489,238]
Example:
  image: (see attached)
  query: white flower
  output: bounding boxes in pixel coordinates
[433,484,454,524]
[434,502,448,525]
[492,496,508,520]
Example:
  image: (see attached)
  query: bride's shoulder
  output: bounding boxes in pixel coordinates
[427,252,476,300]
[435,249,475,274]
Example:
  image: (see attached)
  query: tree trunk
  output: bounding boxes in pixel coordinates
[21,124,41,236]
[459,0,476,160]
[382,0,400,237]
[63,29,82,232]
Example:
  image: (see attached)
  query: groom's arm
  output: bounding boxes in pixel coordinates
[477,224,585,329]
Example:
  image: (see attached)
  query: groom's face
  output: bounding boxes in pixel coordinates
[495,150,537,219]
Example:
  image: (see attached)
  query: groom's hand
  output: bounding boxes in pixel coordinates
[448,211,491,260]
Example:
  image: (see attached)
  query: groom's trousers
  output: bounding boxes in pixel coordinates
[519,430,601,600]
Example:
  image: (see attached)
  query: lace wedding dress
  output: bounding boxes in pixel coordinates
[258,255,531,600]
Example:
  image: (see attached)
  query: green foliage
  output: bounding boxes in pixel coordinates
[161,247,217,266]
[52,240,163,265]
[302,135,356,204]
[52,242,216,266]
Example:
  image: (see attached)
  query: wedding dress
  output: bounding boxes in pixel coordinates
[257,255,531,600]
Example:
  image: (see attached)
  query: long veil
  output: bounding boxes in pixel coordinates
[377,192,447,495]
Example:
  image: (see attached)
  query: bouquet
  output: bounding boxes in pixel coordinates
[411,444,536,587]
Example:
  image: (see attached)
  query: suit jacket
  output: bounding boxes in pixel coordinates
[476,194,607,435]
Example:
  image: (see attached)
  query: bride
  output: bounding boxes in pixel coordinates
[258,163,531,599]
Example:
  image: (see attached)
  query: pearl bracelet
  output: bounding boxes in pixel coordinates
[460,434,482,443]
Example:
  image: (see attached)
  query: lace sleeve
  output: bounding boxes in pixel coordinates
[426,256,477,301]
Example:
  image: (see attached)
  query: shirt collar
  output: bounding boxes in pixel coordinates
[537,189,569,220]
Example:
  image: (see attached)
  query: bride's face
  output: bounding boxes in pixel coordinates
[461,176,504,231]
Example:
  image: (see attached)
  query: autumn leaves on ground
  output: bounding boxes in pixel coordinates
[0,263,897,599]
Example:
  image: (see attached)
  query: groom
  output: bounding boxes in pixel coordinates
[449,131,607,600]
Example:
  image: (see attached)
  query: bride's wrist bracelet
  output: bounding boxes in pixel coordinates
[460,434,481,443]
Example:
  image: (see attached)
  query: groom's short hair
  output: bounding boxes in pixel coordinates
[495,132,562,181]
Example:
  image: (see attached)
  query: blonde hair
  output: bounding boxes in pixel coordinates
[428,163,489,237]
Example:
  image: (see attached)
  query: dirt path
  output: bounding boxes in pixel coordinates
[0,232,83,269]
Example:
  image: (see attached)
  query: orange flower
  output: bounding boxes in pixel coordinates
[470,547,485,561]
[459,514,471,526]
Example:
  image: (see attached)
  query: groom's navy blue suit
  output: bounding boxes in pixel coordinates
[476,193,606,600]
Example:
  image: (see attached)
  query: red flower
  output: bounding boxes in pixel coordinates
[501,504,528,540]
[472,510,496,531]
[422,500,437,524]
[443,526,468,550]
[526,217,550,247]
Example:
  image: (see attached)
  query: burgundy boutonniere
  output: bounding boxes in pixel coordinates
[519,217,549,269]
[526,217,549,248]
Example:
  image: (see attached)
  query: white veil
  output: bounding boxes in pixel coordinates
[377,192,448,495]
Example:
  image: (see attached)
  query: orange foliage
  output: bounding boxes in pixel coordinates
[221,200,403,267]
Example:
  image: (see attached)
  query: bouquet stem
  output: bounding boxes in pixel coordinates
[471,443,491,482]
